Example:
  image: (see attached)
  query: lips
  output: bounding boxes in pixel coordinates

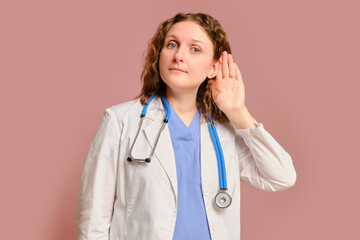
[170,67,187,73]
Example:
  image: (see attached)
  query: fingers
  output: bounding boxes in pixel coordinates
[234,63,243,83]
[228,54,236,78]
[217,57,222,79]
[221,51,229,78]
[220,51,237,79]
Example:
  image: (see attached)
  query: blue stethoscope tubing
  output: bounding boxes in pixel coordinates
[127,93,232,208]
[207,116,227,190]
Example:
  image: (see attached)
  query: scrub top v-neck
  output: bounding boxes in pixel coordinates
[162,100,211,240]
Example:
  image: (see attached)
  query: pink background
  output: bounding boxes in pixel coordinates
[1,0,359,239]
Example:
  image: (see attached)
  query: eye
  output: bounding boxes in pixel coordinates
[192,47,201,53]
[166,41,201,53]
[167,42,177,48]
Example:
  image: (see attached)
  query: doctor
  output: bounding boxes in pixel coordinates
[76,12,297,240]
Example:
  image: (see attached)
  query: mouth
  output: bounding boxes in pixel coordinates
[170,68,187,73]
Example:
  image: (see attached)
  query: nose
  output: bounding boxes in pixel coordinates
[173,46,185,62]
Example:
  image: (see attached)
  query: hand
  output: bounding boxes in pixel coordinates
[209,51,246,115]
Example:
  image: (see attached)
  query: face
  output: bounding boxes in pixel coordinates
[159,21,218,94]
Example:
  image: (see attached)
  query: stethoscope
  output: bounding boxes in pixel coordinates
[127,93,232,208]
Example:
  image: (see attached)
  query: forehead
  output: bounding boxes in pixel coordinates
[165,21,213,47]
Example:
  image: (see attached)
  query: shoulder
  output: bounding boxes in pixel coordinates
[103,97,143,125]
[108,97,142,114]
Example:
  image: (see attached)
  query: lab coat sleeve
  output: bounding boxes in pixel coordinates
[76,108,121,240]
[235,119,297,192]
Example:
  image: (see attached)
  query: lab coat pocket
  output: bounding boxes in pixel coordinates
[125,158,166,199]
[124,155,174,239]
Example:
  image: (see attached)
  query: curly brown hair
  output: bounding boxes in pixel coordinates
[134,12,232,123]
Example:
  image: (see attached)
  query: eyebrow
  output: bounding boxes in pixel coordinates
[165,34,204,45]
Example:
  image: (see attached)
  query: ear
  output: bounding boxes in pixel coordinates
[207,59,220,79]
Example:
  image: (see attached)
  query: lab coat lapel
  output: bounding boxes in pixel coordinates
[143,96,178,198]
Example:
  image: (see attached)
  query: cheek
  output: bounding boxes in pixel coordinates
[193,59,213,77]
[159,51,169,70]
[159,52,170,81]
[158,54,165,73]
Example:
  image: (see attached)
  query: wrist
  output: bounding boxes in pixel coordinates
[225,106,257,129]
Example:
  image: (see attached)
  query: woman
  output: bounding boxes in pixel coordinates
[76,12,297,240]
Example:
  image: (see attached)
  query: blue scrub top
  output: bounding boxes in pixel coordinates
[162,100,211,240]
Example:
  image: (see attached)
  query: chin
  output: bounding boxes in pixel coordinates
[163,77,186,87]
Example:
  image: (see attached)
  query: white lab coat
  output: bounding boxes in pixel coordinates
[76,95,296,240]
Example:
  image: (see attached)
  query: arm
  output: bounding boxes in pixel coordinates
[234,117,297,192]
[76,108,121,239]
[210,50,296,191]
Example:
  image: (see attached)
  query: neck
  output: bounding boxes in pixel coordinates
[165,87,198,116]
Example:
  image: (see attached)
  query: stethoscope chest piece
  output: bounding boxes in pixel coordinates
[215,190,232,208]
